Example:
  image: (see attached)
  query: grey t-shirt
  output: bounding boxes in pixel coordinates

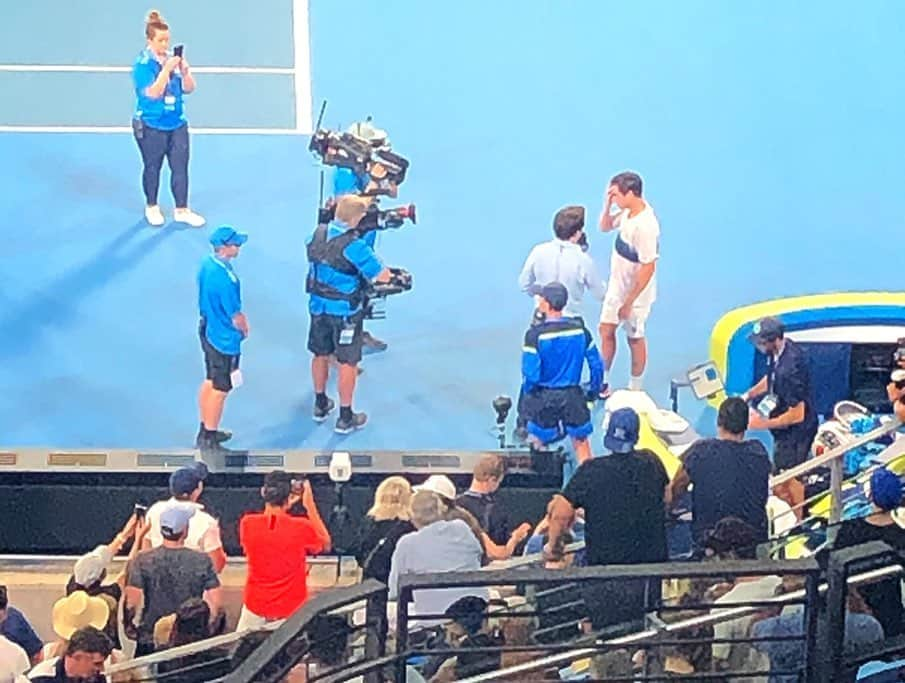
[127,546,219,645]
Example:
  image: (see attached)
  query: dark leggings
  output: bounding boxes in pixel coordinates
[134,122,190,207]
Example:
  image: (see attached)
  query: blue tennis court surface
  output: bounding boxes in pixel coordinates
[1,0,903,450]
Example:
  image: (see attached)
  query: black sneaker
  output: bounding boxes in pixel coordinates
[513,426,530,445]
[335,411,368,434]
[313,397,336,422]
[361,331,388,352]
[195,426,232,448]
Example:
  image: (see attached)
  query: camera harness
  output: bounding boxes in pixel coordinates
[305,224,368,309]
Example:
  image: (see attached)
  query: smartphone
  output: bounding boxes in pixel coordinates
[134,503,148,519]
[173,44,184,58]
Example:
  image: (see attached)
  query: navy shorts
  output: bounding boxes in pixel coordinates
[523,386,593,444]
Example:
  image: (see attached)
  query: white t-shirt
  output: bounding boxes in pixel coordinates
[146,498,222,552]
[606,204,660,307]
[0,636,29,679]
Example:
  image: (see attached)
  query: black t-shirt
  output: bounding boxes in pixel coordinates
[562,449,669,566]
[834,518,905,637]
[768,339,818,441]
[683,438,772,544]
[355,516,416,584]
[455,491,511,546]
[66,576,123,649]
[127,546,220,646]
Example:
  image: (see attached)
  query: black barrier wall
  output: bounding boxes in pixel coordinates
[0,472,555,555]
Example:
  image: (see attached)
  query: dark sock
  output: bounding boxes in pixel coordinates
[340,406,353,421]
[315,393,329,410]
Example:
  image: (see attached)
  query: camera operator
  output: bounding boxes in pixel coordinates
[888,369,905,423]
[521,283,603,466]
[307,195,392,433]
[516,206,605,439]
[326,120,399,353]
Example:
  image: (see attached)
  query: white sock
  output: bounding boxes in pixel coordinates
[629,374,644,391]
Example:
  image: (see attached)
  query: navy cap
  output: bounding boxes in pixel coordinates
[604,407,640,454]
[169,462,209,496]
[748,316,784,343]
[540,282,569,312]
[209,225,248,248]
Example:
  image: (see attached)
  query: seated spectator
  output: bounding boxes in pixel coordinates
[125,506,222,657]
[42,592,118,665]
[427,596,505,682]
[389,490,488,628]
[753,589,883,683]
[355,476,416,584]
[144,462,227,573]
[832,467,905,637]
[416,475,530,562]
[669,397,772,553]
[27,626,112,683]
[703,518,780,681]
[237,471,331,631]
[456,454,511,546]
[0,586,41,669]
[67,513,148,650]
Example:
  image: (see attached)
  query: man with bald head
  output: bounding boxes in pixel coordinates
[306,194,392,433]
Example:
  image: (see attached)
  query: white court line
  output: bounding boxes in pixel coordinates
[291,0,313,133]
[0,64,294,75]
[0,125,305,135]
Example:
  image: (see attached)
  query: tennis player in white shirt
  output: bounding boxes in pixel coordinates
[598,171,660,397]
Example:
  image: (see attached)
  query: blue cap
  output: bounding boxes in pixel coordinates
[209,225,248,248]
[540,282,569,312]
[604,407,640,454]
[159,504,197,536]
[169,462,208,496]
[748,316,784,344]
[870,468,903,511]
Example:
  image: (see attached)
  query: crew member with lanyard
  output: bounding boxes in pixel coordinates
[131,10,205,228]
[515,206,605,440]
[196,227,249,450]
[327,119,399,353]
[743,316,818,511]
[598,171,660,397]
[307,195,392,433]
[521,283,604,469]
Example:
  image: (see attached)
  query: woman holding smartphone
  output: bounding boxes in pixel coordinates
[131,10,205,227]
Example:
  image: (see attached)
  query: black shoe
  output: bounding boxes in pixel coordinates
[513,426,530,445]
[313,397,336,422]
[335,411,368,434]
[195,426,232,448]
[361,331,388,352]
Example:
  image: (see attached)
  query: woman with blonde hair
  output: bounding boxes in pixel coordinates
[355,476,415,583]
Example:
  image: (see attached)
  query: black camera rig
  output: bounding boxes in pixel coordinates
[364,267,413,320]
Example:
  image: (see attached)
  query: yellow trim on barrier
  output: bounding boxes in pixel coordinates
[709,292,905,407]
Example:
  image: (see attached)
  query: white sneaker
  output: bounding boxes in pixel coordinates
[144,205,165,227]
[173,208,206,228]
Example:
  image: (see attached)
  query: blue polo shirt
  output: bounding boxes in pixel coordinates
[307,221,384,317]
[332,167,376,249]
[198,254,243,355]
[132,48,187,131]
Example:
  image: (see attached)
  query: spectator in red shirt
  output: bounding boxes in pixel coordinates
[237,471,331,631]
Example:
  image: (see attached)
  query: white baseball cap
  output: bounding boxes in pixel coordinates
[414,474,456,501]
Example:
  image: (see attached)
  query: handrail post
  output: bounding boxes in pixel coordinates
[829,456,844,525]
[395,586,411,683]
[801,572,821,683]
[364,588,388,683]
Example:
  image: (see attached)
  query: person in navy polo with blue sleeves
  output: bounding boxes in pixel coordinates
[131,10,205,229]
[196,226,249,450]
[307,195,392,433]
